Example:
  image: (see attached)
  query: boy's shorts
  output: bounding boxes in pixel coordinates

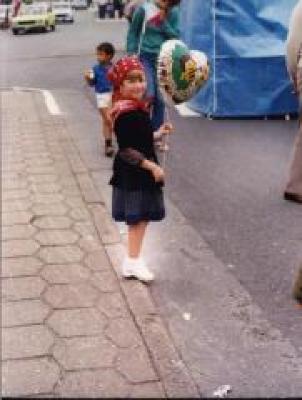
[96,92,112,109]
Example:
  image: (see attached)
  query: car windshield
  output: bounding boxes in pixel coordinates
[19,6,47,15]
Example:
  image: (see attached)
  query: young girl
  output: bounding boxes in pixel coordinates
[107,55,173,282]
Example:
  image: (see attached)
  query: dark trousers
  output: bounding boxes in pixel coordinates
[98,4,106,18]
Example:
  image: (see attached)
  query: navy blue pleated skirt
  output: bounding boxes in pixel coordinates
[112,186,165,225]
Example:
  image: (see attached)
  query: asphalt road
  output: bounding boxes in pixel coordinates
[1,9,301,396]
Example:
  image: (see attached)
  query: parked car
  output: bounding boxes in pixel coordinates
[52,1,74,23]
[11,3,55,35]
[71,0,88,10]
[0,4,12,28]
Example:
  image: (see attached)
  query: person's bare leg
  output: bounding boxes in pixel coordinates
[122,221,154,281]
[99,108,112,140]
[128,221,148,258]
[99,108,114,156]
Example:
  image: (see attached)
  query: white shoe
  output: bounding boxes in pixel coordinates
[122,257,154,283]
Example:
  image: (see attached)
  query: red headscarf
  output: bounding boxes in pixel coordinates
[107,55,151,123]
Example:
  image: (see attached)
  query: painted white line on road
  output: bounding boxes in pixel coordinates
[42,89,62,115]
[12,86,62,116]
[175,103,201,117]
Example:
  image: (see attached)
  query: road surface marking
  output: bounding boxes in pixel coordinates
[42,90,61,115]
[12,87,62,116]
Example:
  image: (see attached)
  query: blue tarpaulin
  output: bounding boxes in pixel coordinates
[180,0,299,117]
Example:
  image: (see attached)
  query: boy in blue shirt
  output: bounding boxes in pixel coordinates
[84,42,115,157]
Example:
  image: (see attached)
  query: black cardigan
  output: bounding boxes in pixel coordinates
[109,109,163,190]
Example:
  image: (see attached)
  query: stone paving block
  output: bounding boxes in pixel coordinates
[91,204,120,245]
[65,152,87,174]
[75,173,102,203]
[97,292,129,319]
[54,161,71,172]
[65,197,86,209]
[73,220,98,235]
[2,276,46,301]
[31,203,68,216]
[26,158,53,167]
[128,382,165,398]
[35,230,79,246]
[1,257,42,278]
[2,299,50,327]
[69,207,91,221]
[24,152,52,160]
[105,318,143,348]
[2,179,28,190]
[2,162,25,172]
[116,346,158,384]
[2,211,33,226]
[2,358,60,396]
[32,193,65,204]
[38,246,84,264]
[56,369,129,398]
[2,189,30,200]
[2,239,40,258]
[84,250,111,272]
[53,336,117,370]
[47,308,107,337]
[89,271,120,293]
[61,186,80,197]
[32,216,72,229]
[2,172,27,182]
[58,176,79,188]
[31,182,61,194]
[27,166,56,175]
[28,174,58,184]
[44,283,99,309]
[2,225,37,240]
[41,264,90,284]
[2,325,54,360]
[78,237,103,253]
[22,139,46,147]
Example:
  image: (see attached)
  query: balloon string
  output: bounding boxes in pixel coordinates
[162,103,171,170]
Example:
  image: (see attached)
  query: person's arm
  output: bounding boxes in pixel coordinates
[126,5,145,54]
[286,2,302,90]
[286,25,298,88]
[161,7,180,39]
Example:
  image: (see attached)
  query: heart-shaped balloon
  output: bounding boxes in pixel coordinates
[157,39,210,104]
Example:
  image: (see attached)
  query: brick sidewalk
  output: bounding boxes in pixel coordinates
[1,90,198,398]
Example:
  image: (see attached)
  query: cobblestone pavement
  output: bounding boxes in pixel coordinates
[1,90,198,398]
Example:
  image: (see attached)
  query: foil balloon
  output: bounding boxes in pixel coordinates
[157,39,210,104]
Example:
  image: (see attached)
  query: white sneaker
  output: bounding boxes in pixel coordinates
[122,257,154,283]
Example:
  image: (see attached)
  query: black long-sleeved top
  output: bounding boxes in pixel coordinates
[109,109,163,190]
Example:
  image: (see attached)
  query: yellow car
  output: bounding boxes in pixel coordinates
[11,3,55,35]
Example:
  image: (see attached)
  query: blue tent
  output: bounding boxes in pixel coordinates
[180,0,299,117]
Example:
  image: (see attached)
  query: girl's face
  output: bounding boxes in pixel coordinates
[120,70,147,101]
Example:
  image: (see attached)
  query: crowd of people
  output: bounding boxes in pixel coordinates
[96,0,137,19]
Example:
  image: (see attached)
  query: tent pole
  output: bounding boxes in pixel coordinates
[213,0,217,113]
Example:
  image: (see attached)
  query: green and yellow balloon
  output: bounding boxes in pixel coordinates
[158,39,210,104]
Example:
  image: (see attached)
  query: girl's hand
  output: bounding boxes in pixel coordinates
[158,122,173,136]
[151,165,165,183]
[141,160,165,182]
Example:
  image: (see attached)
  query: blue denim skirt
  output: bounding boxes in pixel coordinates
[112,186,165,225]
